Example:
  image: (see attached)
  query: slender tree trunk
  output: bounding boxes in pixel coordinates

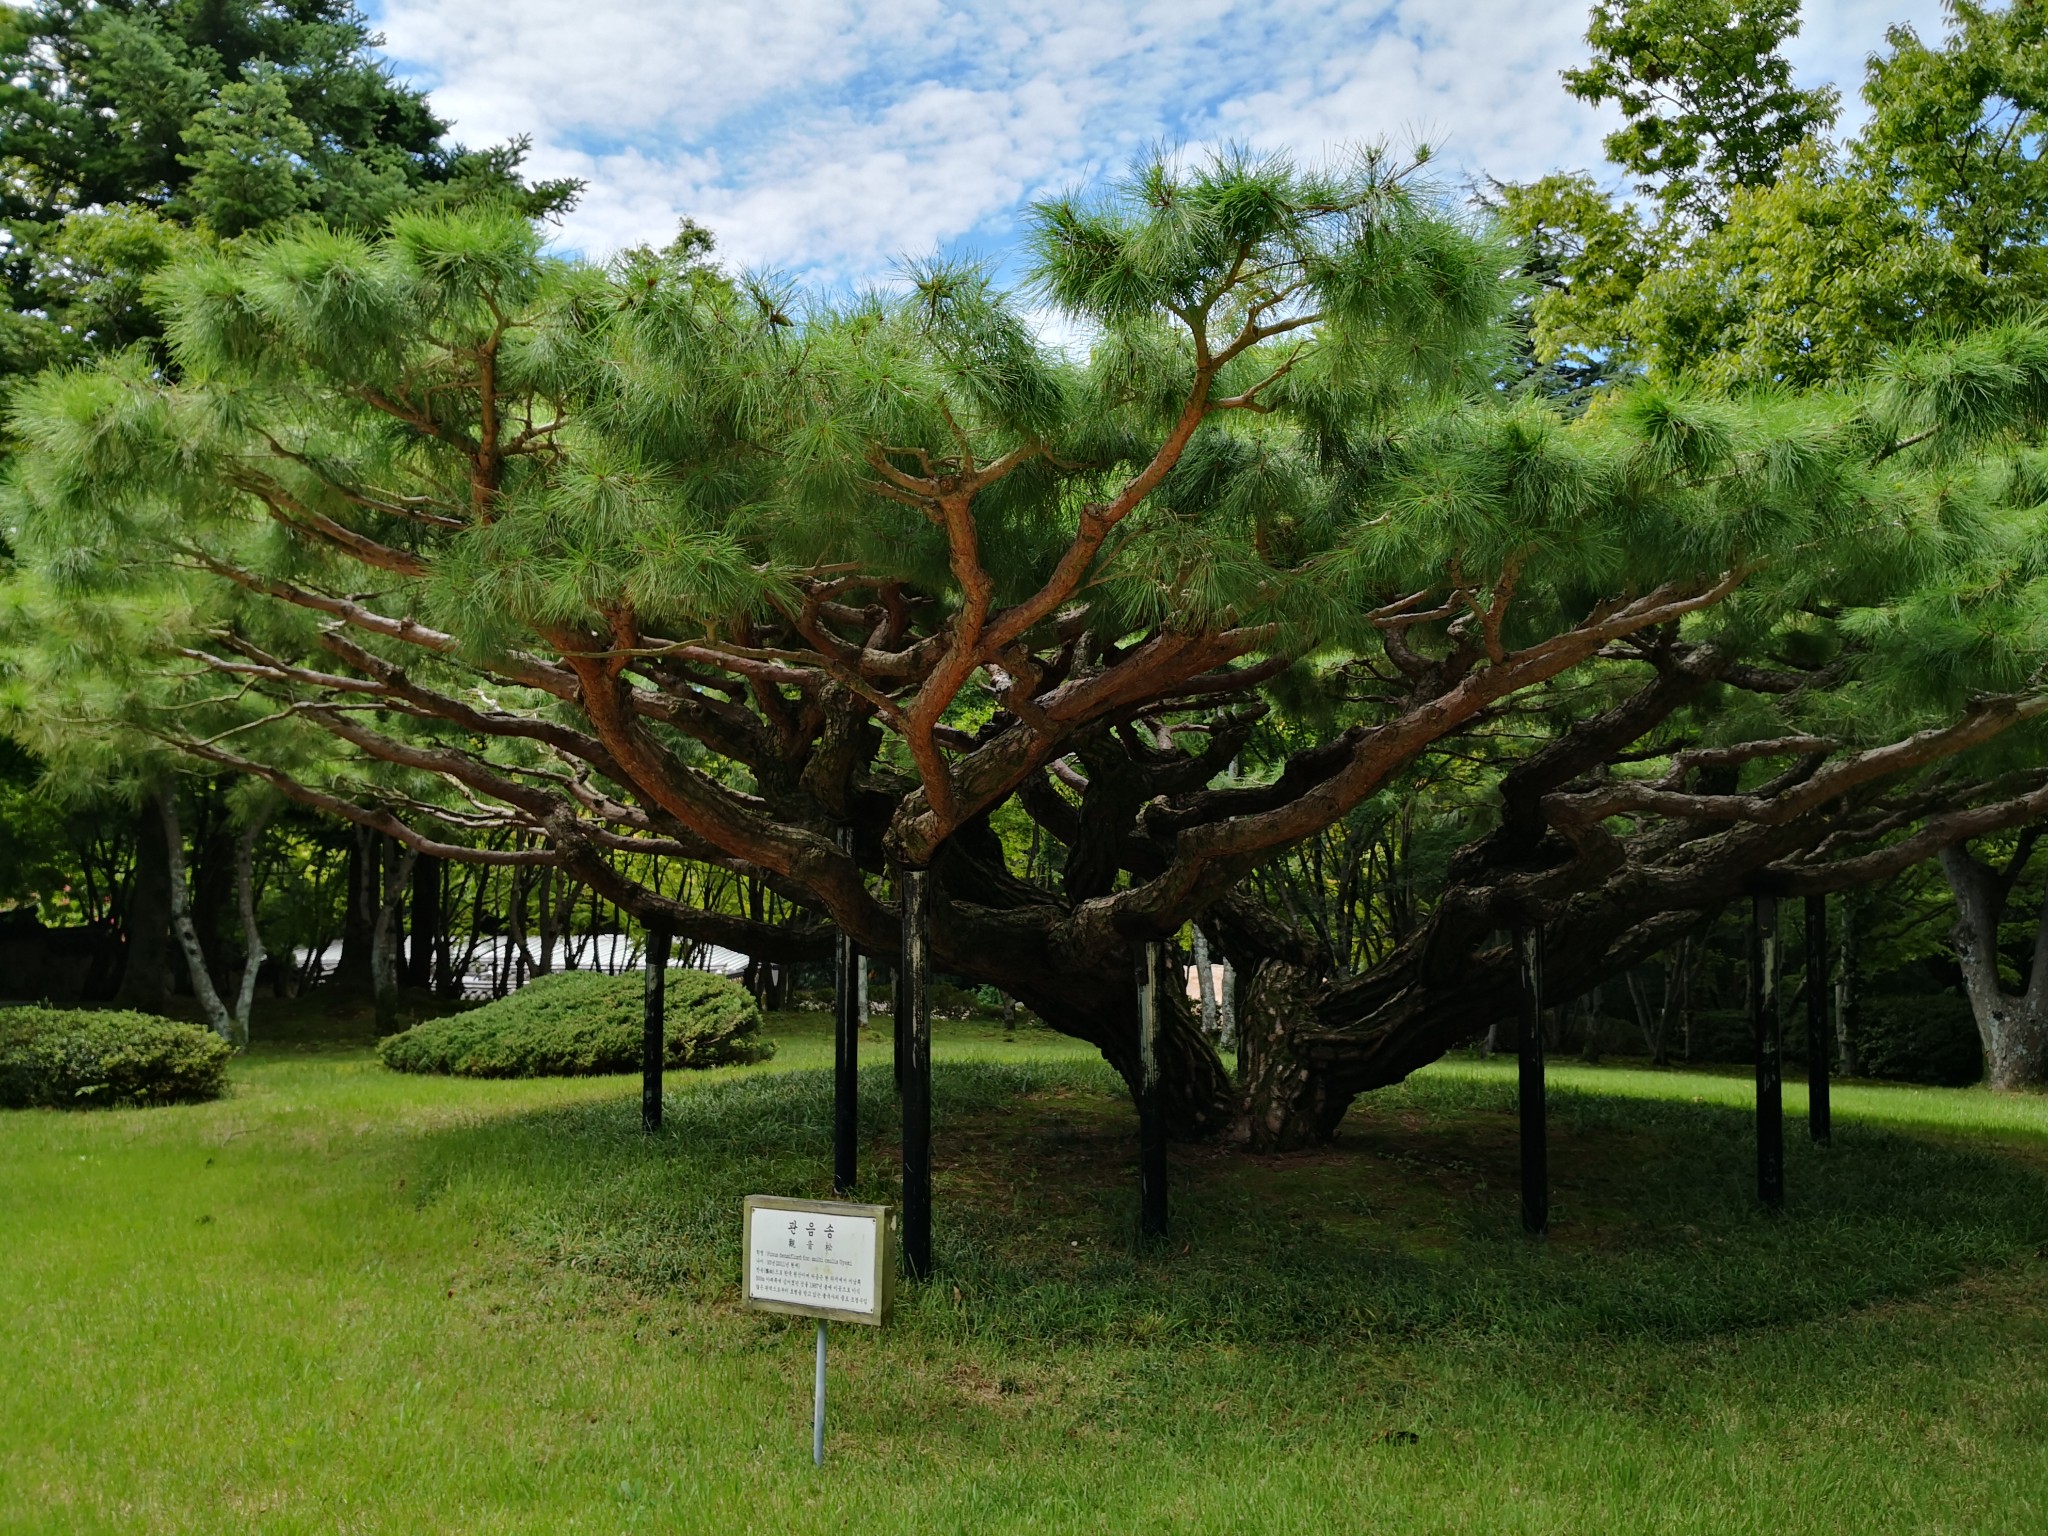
[535,868,561,975]
[1681,940,1696,1063]
[188,789,238,1003]
[643,923,670,1134]
[507,863,537,988]
[900,869,932,1279]
[1193,925,1219,1038]
[1806,894,1831,1145]
[156,787,233,1040]
[1833,897,1862,1078]
[332,824,378,993]
[372,839,418,1035]
[1219,959,1237,1050]
[1134,941,1169,1236]
[745,878,767,1005]
[406,855,440,990]
[1751,895,1784,1208]
[113,798,174,1011]
[1626,968,1658,1062]
[1518,923,1548,1236]
[230,807,274,1046]
[833,824,859,1193]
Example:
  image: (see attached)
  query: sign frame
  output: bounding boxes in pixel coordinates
[742,1195,896,1327]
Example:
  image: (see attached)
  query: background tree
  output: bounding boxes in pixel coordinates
[0,0,580,1021]
[1561,0,1838,228]
[0,0,577,384]
[1490,0,2048,1088]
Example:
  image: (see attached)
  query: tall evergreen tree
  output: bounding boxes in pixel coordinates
[0,0,578,383]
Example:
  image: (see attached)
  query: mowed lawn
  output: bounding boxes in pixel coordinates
[4,1009,2048,1535]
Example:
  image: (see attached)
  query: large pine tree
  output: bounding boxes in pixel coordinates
[12,150,2048,1123]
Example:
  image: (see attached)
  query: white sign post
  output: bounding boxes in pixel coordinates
[742,1196,894,1465]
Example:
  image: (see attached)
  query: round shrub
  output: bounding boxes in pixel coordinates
[0,1007,234,1109]
[378,968,773,1078]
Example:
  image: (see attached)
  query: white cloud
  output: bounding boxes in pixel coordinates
[365,0,1952,284]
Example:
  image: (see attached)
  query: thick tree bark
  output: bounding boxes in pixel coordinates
[1236,957,1349,1150]
[1941,845,2048,1090]
[113,798,174,1011]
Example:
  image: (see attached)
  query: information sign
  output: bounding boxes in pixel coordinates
[742,1195,894,1327]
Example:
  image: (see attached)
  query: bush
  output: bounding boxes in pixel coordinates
[1685,1007,1755,1065]
[378,968,773,1078]
[0,1007,234,1108]
[1855,994,1983,1087]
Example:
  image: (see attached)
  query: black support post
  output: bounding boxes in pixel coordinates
[1134,940,1169,1239]
[1806,893,1831,1147]
[1751,894,1784,1207]
[899,868,932,1280]
[1517,923,1548,1237]
[833,828,860,1194]
[641,921,671,1134]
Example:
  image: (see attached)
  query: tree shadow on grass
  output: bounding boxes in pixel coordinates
[406,1060,2048,1348]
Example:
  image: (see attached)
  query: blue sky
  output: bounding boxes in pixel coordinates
[363,1,1947,289]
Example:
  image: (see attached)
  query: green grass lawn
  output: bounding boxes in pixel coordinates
[4,1008,2047,1534]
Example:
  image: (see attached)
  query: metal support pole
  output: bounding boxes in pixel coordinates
[1806,893,1831,1147]
[812,1320,827,1467]
[641,922,671,1134]
[1752,894,1784,1207]
[1134,939,1169,1239]
[833,827,859,1194]
[1516,923,1548,1236]
[899,868,932,1280]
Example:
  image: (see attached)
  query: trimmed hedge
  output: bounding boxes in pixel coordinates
[378,968,773,1078]
[0,1007,234,1109]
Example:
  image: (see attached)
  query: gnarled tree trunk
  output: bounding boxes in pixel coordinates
[1940,844,2048,1090]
